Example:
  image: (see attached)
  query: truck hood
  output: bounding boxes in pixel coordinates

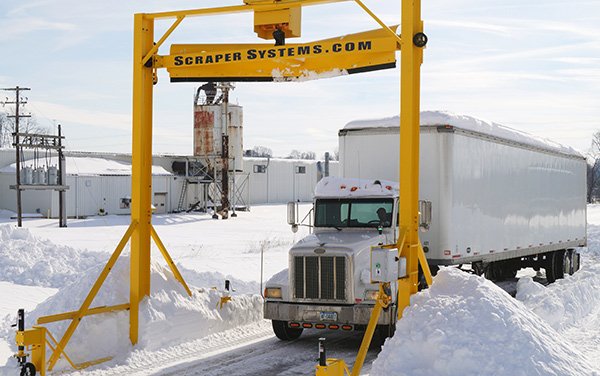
[290,230,384,254]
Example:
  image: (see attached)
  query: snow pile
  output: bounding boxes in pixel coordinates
[0,225,106,288]
[271,68,348,82]
[0,258,263,372]
[0,211,13,219]
[344,111,581,157]
[179,266,260,295]
[516,262,600,330]
[371,268,596,376]
[584,223,600,258]
[314,176,398,198]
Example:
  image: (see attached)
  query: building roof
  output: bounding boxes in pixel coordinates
[0,156,172,176]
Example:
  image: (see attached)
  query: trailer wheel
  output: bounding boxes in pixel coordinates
[546,250,566,283]
[272,320,303,341]
[564,249,573,275]
[20,363,36,376]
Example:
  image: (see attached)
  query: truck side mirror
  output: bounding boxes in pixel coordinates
[287,201,297,226]
[419,200,432,232]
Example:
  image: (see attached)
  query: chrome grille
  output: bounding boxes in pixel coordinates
[294,255,346,301]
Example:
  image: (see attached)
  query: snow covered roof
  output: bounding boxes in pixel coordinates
[0,157,172,176]
[344,110,581,157]
[314,176,398,198]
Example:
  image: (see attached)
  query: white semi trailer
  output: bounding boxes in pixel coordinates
[264,111,587,340]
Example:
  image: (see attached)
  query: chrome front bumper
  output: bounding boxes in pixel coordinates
[264,301,396,326]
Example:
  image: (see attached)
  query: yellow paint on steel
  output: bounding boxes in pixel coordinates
[36,304,130,325]
[316,359,350,376]
[397,0,425,319]
[47,221,137,370]
[418,243,433,286]
[163,26,399,81]
[350,283,390,376]
[150,225,193,297]
[352,0,402,47]
[45,327,113,370]
[218,296,232,309]
[130,12,155,346]
[45,328,77,370]
[144,0,349,21]
[16,326,47,375]
[142,16,185,66]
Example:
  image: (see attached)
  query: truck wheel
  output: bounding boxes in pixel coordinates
[272,320,303,341]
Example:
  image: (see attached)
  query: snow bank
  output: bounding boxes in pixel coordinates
[344,111,581,157]
[0,258,263,372]
[516,264,600,330]
[0,225,105,288]
[371,268,596,376]
[314,176,398,198]
[179,266,260,295]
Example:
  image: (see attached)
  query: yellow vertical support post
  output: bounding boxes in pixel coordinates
[131,13,155,345]
[397,0,424,317]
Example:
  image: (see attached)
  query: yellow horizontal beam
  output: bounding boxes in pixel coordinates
[143,0,349,20]
[37,304,130,325]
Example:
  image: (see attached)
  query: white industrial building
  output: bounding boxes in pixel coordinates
[0,91,338,219]
[0,149,338,218]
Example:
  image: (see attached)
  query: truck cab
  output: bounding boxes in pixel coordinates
[264,177,400,340]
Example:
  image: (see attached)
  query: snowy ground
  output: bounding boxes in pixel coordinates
[0,205,599,375]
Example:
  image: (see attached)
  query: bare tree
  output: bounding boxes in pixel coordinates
[0,114,47,148]
[287,150,315,160]
[246,145,272,158]
[323,149,339,161]
[587,131,600,203]
[0,112,9,148]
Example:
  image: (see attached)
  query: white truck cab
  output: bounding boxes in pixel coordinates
[264,177,400,340]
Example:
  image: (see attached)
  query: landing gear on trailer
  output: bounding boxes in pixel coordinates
[483,261,518,281]
[272,320,303,341]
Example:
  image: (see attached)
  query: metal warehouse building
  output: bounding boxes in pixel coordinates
[0,149,338,218]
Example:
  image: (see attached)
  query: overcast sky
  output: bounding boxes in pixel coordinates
[0,0,598,158]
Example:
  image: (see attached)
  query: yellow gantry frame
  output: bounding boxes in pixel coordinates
[129,0,422,348]
[20,0,431,373]
[397,0,433,317]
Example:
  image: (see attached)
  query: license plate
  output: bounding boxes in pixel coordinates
[319,311,337,322]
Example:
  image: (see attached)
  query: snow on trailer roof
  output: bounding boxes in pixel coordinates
[315,176,398,198]
[344,110,582,158]
[0,157,172,176]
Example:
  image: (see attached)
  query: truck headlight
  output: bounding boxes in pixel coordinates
[265,287,282,299]
[364,290,379,301]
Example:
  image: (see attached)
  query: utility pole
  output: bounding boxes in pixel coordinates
[2,86,31,227]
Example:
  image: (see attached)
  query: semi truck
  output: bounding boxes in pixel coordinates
[264,111,587,340]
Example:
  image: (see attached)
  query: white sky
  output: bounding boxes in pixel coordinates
[0,0,598,158]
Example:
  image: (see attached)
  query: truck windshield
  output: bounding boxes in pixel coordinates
[314,198,394,228]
